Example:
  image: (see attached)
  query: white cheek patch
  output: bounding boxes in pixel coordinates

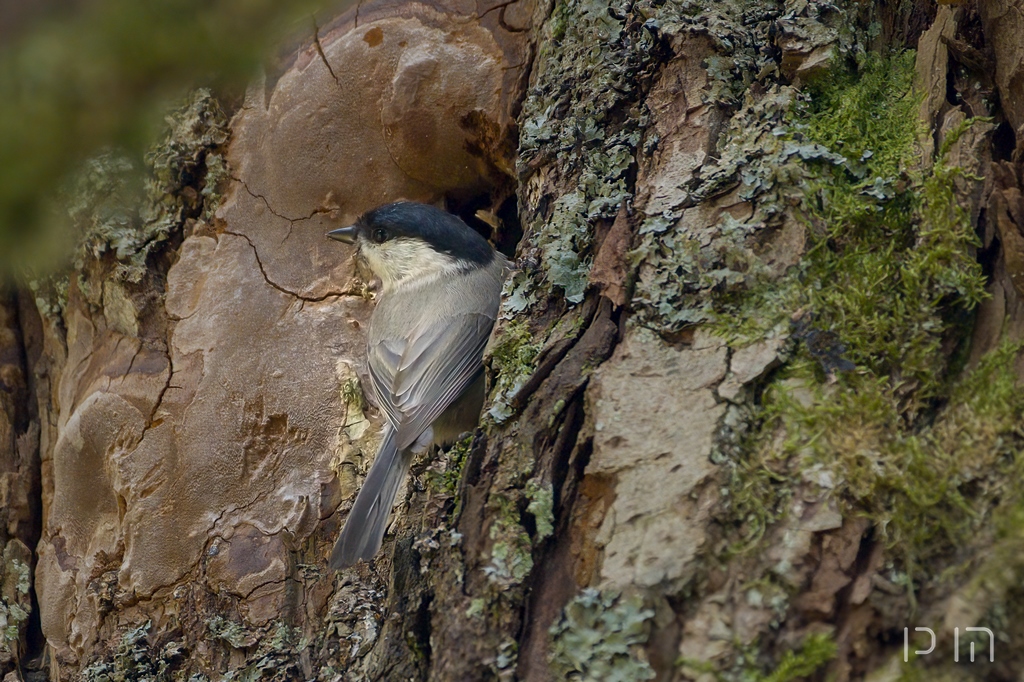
[360,238,461,289]
[358,247,389,280]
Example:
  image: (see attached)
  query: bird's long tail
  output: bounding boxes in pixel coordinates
[329,427,412,570]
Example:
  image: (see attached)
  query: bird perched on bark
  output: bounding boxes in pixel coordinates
[326,201,506,569]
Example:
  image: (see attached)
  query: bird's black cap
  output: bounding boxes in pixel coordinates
[335,201,495,265]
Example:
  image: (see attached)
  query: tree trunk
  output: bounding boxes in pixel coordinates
[3,0,1024,680]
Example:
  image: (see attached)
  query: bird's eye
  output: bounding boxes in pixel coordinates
[372,228,388,243]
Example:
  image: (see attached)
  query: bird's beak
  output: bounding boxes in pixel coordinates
[327,226,357,244]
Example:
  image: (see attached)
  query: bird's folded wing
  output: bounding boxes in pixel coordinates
[367,312,493,450]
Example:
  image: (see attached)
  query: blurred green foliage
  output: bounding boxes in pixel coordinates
[0,0,345,279]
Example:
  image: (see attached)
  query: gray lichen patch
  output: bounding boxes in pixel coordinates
[64,152,142,270]
[324,578,387,672]
[484,497,534,588]
[138,89,229,269]
[647,0,863,106]
[633,85,810,329]
[65,89,229,284]
[207,615,258,649]
[525,479,555,541]
[548,588,656,682]
[517,0,660,306]
[80,621,159,682]
[630,0,882,333]
[631,78,850,331]
[0,541,31,667]
[82,616,310,681]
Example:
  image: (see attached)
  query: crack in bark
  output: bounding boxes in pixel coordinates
[499,7,527,31]
[377,122,419,184]
[241,575,303,600]
[123,343,142,380]
[478,0,527,32]
[500,3,529,32]
[146,359,174,429]
[511,331,582,413]
[223,230,355,303]
[311,16,341,87]
[166,307,200,323]
[478,0,517,18]
[233,176,337,226]
[203,490,274,549]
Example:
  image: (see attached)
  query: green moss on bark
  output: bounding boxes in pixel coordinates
[719,54,985,404]
[680,631,836,682]
[487,320,543,423]
[689,53,1009,593]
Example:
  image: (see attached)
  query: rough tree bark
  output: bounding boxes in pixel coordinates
[2,0,1024,680]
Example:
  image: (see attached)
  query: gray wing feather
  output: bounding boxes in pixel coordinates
[368,312,494,450]
[367,343,403,428]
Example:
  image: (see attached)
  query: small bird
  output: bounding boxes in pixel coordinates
[326,201,507,569]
